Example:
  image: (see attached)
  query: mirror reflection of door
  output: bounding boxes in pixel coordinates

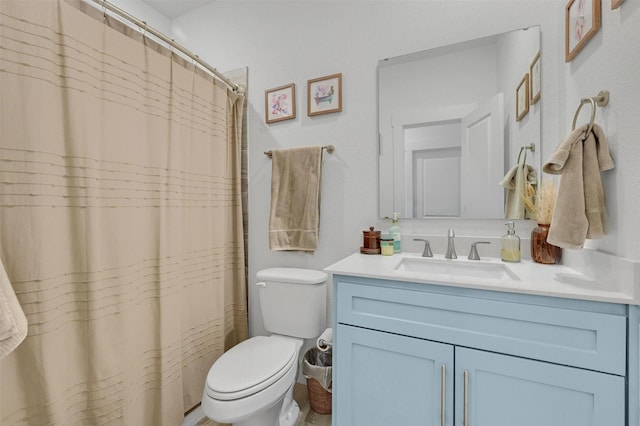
[460,93,504,218]
[379,26,541,220]
[404,122,461,217]
[394,93,503,218]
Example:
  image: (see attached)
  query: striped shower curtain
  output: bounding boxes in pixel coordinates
[0,0,248,424]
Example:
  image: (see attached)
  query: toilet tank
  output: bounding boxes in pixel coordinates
[256,268,327,339]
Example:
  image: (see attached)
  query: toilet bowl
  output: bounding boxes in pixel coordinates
[201,268,328,426]
[202,335,303,426]
[202,336,302,426]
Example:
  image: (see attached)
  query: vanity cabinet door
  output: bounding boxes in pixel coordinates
[455,347,625,426]
[335,324,454,426]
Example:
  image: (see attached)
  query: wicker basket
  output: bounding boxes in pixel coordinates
[306,377,332,414]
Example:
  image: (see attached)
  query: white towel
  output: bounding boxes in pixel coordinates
[269,146,323,251]
[0,256,28,359]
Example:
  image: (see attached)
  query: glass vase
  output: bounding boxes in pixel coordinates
[531,224,562,264]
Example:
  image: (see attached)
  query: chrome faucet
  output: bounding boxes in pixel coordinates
[413,238,433,257]
[445,229,457,259]
[468,241,491,260]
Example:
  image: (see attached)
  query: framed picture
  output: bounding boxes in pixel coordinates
[307,73,342,116]
[565,0,601,62]
[516,74,530,122]
[529,51,541,105]
[611,0,624,9]
[265,83,296,124]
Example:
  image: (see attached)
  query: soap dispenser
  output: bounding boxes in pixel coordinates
[389,212,402,253]
[501,221,521,262]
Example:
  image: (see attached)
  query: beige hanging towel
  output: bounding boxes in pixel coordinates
[542,124,614,249]
[500,161,537,220]
[269,146,324,251]
[0,257,28,360]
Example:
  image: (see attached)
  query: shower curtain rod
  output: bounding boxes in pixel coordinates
[88,0,241,92]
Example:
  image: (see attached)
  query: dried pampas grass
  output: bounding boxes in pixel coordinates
[521,179,557,224]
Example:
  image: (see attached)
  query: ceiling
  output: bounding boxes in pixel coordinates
[141,0,213,19]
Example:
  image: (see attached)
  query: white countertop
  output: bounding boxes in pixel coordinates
[325,250,640,305]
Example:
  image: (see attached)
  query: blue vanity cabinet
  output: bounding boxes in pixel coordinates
[455,347,624,426]
[332,274,633,426]
[336,324,454,425]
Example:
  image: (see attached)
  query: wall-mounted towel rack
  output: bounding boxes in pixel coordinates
[517,143,535,163]
[264,144,335,158]
[571,90,610,134]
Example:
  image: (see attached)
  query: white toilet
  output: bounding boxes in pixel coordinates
[202,267,328,426]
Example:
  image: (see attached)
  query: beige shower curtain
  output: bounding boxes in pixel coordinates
[0,1,248,424]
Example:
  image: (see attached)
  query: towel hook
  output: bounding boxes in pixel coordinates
[571,90,610,135]
[517,143,535,164]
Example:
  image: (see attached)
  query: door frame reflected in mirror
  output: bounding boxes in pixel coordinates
[378,26,541,220]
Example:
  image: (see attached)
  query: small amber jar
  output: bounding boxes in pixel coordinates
[360,226,382,254]
[531,224,562,264]
[362,226,381,249]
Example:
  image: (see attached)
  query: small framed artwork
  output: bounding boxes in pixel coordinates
[529,51,541,105]
[307,73,342,116]
[611,0,624,8]
[265,83,296,124]
[516,74,530,122]
[565,0,601,62]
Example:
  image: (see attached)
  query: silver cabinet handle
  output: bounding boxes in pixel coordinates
[440,364,446,426]
[463,370,469,426]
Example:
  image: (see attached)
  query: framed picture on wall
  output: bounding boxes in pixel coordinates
[307,73,342,116]
[529,51,541,105]
[265,83,296,124]
[516,74,530,122]
[611,0,624,9]
[565,0,602,62]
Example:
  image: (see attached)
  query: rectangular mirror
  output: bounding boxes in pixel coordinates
[378,26,541,219]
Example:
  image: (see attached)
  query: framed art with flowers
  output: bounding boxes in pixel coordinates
[265,83,296,124]
[565,0,601,62]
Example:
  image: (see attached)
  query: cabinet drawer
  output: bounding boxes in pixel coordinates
[336,277,627,375]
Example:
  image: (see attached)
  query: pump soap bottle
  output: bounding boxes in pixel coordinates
[501,221,521,262]
[390,212,402,253]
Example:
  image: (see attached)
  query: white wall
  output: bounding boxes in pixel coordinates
[169,1,556,337]
[100,0,172,35]
[563,0,640,258]
[105,1,640,338]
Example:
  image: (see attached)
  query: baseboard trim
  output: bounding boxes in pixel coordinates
[182,404,206,426]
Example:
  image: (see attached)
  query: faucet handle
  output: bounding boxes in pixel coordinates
[413,238,433,257]
[468,241,491,260]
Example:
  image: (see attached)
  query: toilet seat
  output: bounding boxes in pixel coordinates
[205,336,296,401]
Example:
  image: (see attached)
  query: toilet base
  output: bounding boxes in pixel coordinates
[231,384,299,426]
[278,384,300,426]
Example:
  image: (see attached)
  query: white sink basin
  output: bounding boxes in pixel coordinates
[394,257,521,282]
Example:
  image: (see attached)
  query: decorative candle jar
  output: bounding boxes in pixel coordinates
[530,224,562,264]
[380,237,394,256]
[360,226,381,254]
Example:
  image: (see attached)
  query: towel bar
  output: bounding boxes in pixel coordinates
[571,90,610,135]
[264,144,335,158]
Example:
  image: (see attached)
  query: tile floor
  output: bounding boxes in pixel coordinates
[196,383,331,426]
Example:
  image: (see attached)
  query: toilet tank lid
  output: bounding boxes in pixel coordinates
[256,268,328,285]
